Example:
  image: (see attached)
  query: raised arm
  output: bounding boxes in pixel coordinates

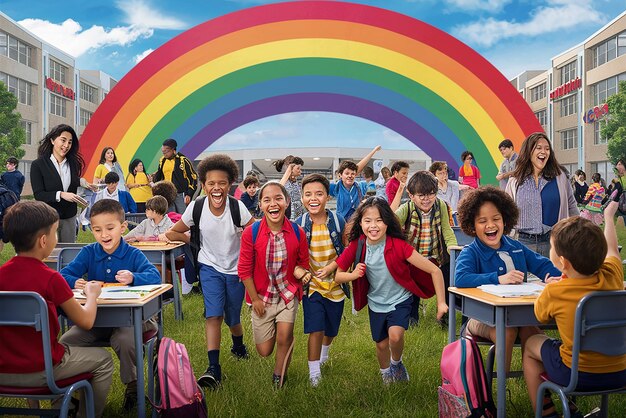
[356,145,382,175]
[389,181,405,211]
[279,164,294,186]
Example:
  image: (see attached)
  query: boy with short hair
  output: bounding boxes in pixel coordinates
[330,145,381,220]
[60,199,161,411]
[0,201,114,418]
[361,166,377,196]
[1,156,25,200]
[124,195,174,242]
[523,201,626,417]
[240,175,261,218]
[296,174,347,386]
[166,154,255,389]
[496,139,518,190]
[94,171,137,213]
[386,161,410,203]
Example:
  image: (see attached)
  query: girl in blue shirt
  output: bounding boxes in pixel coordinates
[455,186,561,374]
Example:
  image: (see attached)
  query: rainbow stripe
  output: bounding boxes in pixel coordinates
[80,1,542,180]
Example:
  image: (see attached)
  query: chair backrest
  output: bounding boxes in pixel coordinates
[126,212,148,227]
[452,226,473,246]
[568,290,626,389]
[0,291,64,393]
[57,247,85,271]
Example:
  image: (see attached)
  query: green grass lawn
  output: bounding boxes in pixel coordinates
[1,227,625,417]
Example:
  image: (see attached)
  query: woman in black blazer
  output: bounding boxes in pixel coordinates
[30,124,93,242]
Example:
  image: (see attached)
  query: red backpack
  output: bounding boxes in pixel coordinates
[153,337,207,417]
[438,337,496,418]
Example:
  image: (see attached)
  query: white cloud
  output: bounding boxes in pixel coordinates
[445,0,511,12]
[453,0,605,47]
[134,48,154,63]
[18,18,153,57]
[116,0,186,30]
[216,126,298,146]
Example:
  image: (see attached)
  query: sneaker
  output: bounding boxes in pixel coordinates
[181,279,194,295]
[272,373,287,389]
[197,364,222,389]
[309,373,322,387]
[390,361,410,382]
[122,380,137,411]
[437,312,449,330]
[231,344,249,360]
[319,356,328,366]
[381,369,394,385]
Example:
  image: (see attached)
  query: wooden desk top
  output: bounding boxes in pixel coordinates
[449,286,539,306]
[129,241,185,251]
[74,283,172,306]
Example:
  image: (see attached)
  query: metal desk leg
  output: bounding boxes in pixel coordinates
[133,307,146,418]
[448,250,458,343]
[169,251,183,320]
[159,252,166,284]
[495,306,506,417]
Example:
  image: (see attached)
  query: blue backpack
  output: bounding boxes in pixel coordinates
[250,220,300,243]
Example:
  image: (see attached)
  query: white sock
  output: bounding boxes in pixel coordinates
[308,360,321,377]
[380,367,391,375]
[181,278,193,295]
[391,356,402,366]
[320,344,330,363]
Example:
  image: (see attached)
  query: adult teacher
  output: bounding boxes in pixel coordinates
[30,124,95,242]
[151,138,198,214]
[505,132,579,256]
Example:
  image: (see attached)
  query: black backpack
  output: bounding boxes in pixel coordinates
[189,196,243,282]
[0,184,18,238]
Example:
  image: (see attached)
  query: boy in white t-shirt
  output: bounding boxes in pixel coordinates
[166,155,254,389]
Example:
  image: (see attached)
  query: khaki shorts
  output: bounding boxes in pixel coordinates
[466,318,493,340]
[251,298,299,344]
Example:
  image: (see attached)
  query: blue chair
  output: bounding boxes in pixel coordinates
[0,291,96,418]
[535,290,626,418]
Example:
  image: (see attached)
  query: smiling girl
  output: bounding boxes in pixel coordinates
[238,181,310,388]
[335,197,447,384]
[455,186,561,374]
[505,132,578,256]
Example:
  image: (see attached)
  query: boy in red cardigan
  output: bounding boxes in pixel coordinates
[238,182,309,388]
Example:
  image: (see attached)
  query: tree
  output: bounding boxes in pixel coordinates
[604,80,626,164]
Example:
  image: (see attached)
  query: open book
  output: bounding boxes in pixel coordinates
[478,283,545,298]
[74,284,162,299]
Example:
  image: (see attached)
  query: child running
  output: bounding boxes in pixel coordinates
[238,181,310,388]
[296,174,347,386]
[455,186,561,374]
[523,201,626,417]
[335,197,447,384]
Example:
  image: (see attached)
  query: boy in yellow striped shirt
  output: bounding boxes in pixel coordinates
[297,174,347,386]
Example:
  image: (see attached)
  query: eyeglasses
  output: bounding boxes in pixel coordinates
[415,192,436,200]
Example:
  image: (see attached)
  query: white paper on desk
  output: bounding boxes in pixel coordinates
[478,283,545,297]
[73,285,161,299]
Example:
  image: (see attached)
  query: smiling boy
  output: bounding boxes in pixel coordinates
[166,154,254,389]
[60,199,161,411]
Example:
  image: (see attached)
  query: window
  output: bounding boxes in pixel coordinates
[531,83,546,102]
[559,94,577,117]
[594,120,607,145]
[80,82,98,104]
[594,30,626,68]
[561,129,578,150]
[80,108,92,126]
[0,72,32,105]
[591,73,626,106]
[20,120,32,145]
[591,161,613,186]
[560,61,576,84]
[0,31,32,66]
[50,93,66,117]
[534,109,547,126]
[49,59,67,84]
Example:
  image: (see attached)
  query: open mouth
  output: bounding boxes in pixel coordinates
[536,155,547,164]
[484,230,498,239]
[308,202,320,209]
[210,192,224,206]
[267,208,281,219]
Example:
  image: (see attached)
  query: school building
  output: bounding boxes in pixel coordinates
[510,10,626,183]
[0,11,117,195]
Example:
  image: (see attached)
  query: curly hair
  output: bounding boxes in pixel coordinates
[347,196,404,243]
[512,132,561,181]
[151,181,177,206]
[197,154,239,184]
[37,124,85,176]
[457,186,519,237]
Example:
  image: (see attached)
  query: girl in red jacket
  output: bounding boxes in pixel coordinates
[336,196,447,384]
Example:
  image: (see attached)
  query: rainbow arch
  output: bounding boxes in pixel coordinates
[80,1,542,180]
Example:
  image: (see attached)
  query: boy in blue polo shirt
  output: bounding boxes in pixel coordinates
[330,145,381,220]
[60,199,161,411]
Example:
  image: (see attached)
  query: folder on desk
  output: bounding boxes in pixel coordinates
[478,283,544,297]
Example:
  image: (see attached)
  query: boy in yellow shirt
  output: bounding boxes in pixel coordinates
[523,201,626,417]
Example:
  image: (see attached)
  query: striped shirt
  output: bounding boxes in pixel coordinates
[309,224,345,301]
[516,176,550,234]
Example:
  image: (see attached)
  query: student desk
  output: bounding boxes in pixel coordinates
[73,283,172,418]
[448,286,542,418]
[130,241,185,321]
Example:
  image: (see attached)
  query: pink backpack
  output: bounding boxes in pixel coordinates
[438,337,496,418]
[154,337,207,417]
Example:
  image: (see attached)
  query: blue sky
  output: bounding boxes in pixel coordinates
[3,0,625,153]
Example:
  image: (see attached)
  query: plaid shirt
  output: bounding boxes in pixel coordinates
[263,232,294,304]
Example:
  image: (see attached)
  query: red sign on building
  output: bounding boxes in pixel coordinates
[549,77,582,100]
[45,77,75,101]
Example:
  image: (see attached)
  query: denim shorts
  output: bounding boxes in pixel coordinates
[199,263,245,327]
[368,296,412,343]
[302,291,344,337]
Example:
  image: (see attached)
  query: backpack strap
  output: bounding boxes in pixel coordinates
[190,196,206,280]
[352,236,365,270]
[228,196,242,228]
[251,220,300,244]
[290,221,301,241]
